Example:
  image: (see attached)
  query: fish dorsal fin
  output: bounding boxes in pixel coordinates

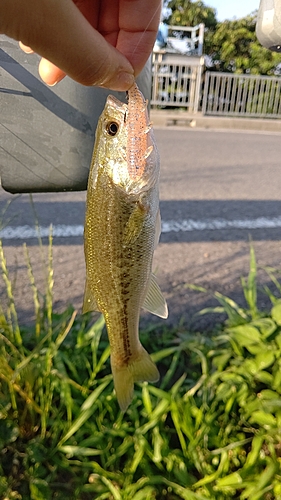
[82,279,101,313]
[142,274,168,319]
[154,209,161,249]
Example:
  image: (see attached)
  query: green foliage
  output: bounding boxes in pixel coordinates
[166,1,281,75]
[166,0,217,54]
[1,240,281,499]
[210,14,281,75]
[167,0,217,31]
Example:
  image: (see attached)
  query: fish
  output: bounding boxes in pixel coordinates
[83,82,168,411]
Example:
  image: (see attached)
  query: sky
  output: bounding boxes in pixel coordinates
[207,0,260,21]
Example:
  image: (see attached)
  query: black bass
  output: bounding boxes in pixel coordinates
[83,82,168,411]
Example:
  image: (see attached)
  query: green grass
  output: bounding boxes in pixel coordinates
[1,240,281,499]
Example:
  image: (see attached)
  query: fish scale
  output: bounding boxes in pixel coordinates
[83,82,168,411]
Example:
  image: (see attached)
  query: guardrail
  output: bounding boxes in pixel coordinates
[151,52,204,112]
[202,71,281,118]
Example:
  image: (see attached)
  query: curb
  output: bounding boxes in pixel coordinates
[150,110,281,133]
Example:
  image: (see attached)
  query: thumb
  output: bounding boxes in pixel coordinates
[2,0,135,90]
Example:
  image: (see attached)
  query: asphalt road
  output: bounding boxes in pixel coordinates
[1,127,281,329]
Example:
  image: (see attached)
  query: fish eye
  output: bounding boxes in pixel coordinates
[106,121,119,136]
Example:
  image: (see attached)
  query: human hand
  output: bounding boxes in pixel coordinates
[0,0,161,91]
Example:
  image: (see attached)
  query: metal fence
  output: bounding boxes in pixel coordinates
[151,52,204,112]
[202,71,281,118]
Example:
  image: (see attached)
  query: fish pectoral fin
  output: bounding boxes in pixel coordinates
[123,203,146,246]
[154,209,161,249]
[142,274,168,319]
[82,279,101,313]
[111,346,159,412]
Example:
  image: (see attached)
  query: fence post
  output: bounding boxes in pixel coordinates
[193,57,204,113]
[198,24,205,56]
[201,71,210,115]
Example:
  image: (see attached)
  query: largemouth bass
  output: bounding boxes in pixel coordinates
[83,82,168,411]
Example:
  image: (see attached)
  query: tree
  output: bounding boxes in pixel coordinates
[165,0,217,54]
[165,2,281,75]
[210,13,281,75]
[166,0,217,30]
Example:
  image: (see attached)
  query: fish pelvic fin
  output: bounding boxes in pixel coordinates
[154,209,161,249]
[111,347,159,412]
[142,274,168,319]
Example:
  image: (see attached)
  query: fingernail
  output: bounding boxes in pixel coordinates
[117,72,135,91]
[23,47,34,54]
[45,74,65,87]
[97,71,134,91]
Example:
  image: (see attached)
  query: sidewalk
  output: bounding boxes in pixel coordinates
[150,109,281,133]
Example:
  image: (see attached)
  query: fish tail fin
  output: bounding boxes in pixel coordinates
[111,347,159,412]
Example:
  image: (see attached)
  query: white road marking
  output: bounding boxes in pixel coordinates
[1,216,281,240]
[0,224,84,239]
[161,217,281,232]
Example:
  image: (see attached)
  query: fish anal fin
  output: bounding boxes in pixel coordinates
[123,203,146,246]
[82,279,101,313]
[111,346,159,412]
[143,274,168,319]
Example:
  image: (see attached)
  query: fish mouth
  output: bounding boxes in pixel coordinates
[106,95,128,114]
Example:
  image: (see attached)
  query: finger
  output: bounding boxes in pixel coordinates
[39,59,66,86]
[98,0,161,75]
[19,41,65,86]
[19,41,34,54]
[3,0,134,91]
[118,0,162,75]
